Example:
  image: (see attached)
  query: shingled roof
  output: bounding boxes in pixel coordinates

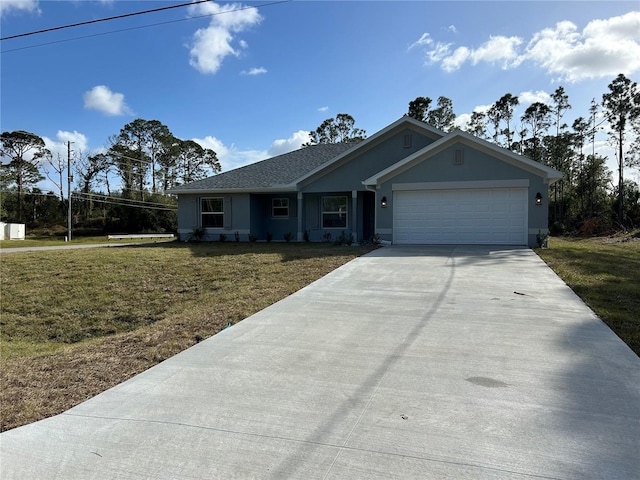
[167,143,356,193]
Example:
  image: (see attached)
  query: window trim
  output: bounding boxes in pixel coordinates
[321,195,348,229]
[272,197,290,218]
[201,197,224,228]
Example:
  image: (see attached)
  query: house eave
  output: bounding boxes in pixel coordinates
[166,185,297,195]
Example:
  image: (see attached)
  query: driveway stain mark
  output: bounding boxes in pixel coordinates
[466,376,509,388]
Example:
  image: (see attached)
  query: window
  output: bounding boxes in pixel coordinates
[322,196,348,228]
[201,197,223,228]
[272,198,289,217]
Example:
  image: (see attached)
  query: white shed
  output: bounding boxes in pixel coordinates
[1,222,26,240]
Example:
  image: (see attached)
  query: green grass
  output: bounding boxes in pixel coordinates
[536,233,640,357]
[0,242,376,430]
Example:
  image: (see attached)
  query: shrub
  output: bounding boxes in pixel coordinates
[248,234,257,242]
[219,233,227,242]
[191,227,206,242]
[333,231,354,246]
[284,232,294,242]
[303,230,310,242]
[536,230,549,248]
[266,232,273,242]
[234,231,240,242]
[322,232,332,243]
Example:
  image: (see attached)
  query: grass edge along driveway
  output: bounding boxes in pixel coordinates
[0,242,376,431]
[535,234,639,358]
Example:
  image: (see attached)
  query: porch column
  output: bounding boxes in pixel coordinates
[297,191,304,241]
[351,190,358,244]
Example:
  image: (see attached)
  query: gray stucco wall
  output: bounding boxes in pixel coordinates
[301,128,437,194]
[176,193,251,241]
[250,193,298,241]
[374,142,550,247]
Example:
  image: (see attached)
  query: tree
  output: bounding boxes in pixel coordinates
[144,120,174,193]
[487,93,520,149]
[427,96,456,132]
[520,102,551,163]
[602,73,640,226]
[572,116,590,217]
[307,113,366,145]
[465,111,487,139]
[44,151,65,202]
[174,139,220,186]
[75,152,111,217]
[0,130,48,222]
[108,119,176,198]
[407,96,432,122]
[106,137,140,199]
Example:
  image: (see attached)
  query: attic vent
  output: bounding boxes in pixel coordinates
[403,134,412,148]
[453,148,464,165]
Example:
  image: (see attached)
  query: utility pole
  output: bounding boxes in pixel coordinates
[67,141,73,242]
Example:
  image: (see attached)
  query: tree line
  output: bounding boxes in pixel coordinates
[1,119,220,233]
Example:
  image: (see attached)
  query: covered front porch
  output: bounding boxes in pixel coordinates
[249,190,376,243]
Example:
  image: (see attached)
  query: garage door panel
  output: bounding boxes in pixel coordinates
[394,188,527,245]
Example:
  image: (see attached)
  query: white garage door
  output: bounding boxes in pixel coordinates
[394,188,528,245]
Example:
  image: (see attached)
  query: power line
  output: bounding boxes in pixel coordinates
[72,193,177,212]
[1,1,289,54]
[75,191,176,209]
[1,189,177,211]
[0,0,213,41]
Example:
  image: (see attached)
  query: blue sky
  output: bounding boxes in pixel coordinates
[1,0,639,194]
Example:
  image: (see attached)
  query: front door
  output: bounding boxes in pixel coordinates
[362,191,376,242]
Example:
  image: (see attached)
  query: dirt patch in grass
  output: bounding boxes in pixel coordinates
[0,243,376,431]
[536,232,640,357]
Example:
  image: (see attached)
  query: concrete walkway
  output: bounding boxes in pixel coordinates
[1,246,639,479]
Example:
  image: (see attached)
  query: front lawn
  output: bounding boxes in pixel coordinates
[0,242,375,431]
[536,233,640,357]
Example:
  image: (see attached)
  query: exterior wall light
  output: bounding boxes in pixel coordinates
[535,192,543,205]
[381,196,388,208]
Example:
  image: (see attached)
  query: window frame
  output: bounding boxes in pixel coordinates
[321,195,348,229]
[272,197,290,218]
[201,197,224,228]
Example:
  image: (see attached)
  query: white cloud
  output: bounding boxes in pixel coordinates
[0,0,40,17]
[83,85,131,116]
[453,104,494,130]
[524,11,640,81]
[518,90,552,105]
[413,11,640,81]
[268,130,311,156]
[447,25,458,34]
[470,35,523,68]
[191,130,311,172]
[188,3,262,75]
[192,135,267,172]
[408,32,433,50]
[454,113,471,130]
[39,131,90,194]
[43,130,89,159]
[241,67,267,76]
[318,106,329,112]
[441,46,470,72]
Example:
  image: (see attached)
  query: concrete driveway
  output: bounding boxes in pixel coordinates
[2,245,639,479]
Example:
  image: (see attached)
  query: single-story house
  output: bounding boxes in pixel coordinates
[168,116,562,247]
